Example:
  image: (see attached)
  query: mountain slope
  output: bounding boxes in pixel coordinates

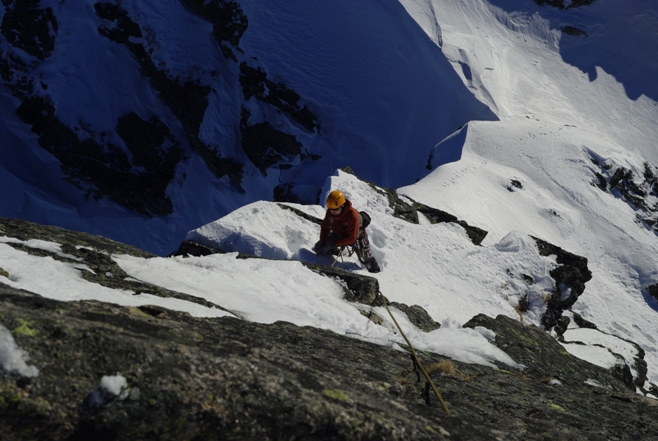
[395,0,658,391]
[0,0,494,255]
[2,218,658,440]
[2,0,658,435]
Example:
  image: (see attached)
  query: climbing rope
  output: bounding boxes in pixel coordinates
[330,252,449,414]
[331,245,359,267]
[378,291,451,416]
[331,246,345,267]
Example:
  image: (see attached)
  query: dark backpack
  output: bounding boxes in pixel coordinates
[359,211,371,230]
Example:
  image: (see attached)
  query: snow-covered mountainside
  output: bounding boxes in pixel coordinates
[2,0,658,412]
[182,168,658,393]
[2,166,657,398]
[0,0,493,255]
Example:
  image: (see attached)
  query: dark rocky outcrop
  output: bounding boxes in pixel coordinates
[237,62,320,182]
[414,203,488,246]
[463,314,640,393]
[562,25,588,37]
[239,63,319,134]
[647,283,658,302]
[567,0,596,6]
[14,94,184,216]
[506,179,523,191]
[589,157,658,308]
[3,287,658,440]
[534,0,566,8]
[553,315,570,337]
[572,311,597,329]
[0,218,236,314]
[276,203,323,225]
[0,217,153,258]
[1,0,58,60]
[164,0,321,187]
[560,321,650,392]
[534,0,596,9]
[240,108,304,174]
[531,236,592,330]
[388,302,441,332]
[94,2,245,192]
[300,263,382,307]
[170,240,226,257]
[591,159,658,235]
[274,183,311,204]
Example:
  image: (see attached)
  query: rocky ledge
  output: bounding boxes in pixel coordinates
[2,284,658,440]
[1,219,657,440]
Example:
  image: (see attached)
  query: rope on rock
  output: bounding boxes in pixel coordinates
[378,290,451,416]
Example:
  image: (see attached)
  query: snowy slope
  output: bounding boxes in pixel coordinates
[0,0,493,255]
[397,0,658,391]
[0,204,525,371]
[0,168,647,391]
[400,0,658,152]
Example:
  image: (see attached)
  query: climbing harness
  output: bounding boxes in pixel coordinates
[330,238,368,267]
[377,291,451,416]
[331,245,358,266]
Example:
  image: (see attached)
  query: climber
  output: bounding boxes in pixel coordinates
[313,190,381,273]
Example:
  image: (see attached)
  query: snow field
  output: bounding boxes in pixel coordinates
[401,118,658,386]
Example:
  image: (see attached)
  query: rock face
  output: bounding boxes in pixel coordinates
[591,158,658,235]
[2,217,658,440]
[1,0,321,215]
[0,217,153,258]
[2,283,465,441]
[3,286,658,440]
[588,156,658,303]
[531,236,593,330]
[0,218,233,313]
[465,314,618,388]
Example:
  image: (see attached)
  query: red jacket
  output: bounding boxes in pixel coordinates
[320,200,360,247]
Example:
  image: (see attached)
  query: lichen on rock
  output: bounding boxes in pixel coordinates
[1,217,658,439]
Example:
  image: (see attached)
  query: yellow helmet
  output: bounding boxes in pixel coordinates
[326,190,346,209]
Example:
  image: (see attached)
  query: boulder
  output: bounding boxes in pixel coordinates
[531,237,592,330]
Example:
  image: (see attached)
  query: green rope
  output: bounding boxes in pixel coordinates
[379,291,451,416]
